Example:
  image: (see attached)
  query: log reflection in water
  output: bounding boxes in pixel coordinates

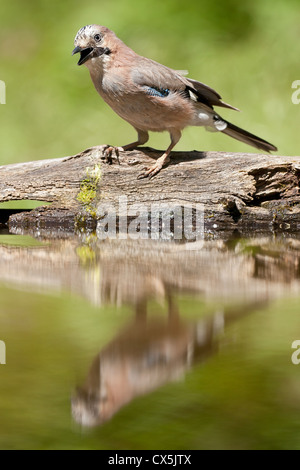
[0,237,299,306]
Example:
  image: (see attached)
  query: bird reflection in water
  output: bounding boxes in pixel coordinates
[72,296,262,427]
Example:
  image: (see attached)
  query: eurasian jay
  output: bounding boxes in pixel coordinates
[72,25,277,178]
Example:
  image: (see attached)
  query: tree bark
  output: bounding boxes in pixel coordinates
[0,146,299,234]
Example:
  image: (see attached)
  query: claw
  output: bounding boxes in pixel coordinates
[137,163,163,179]
[100,145,121,164]
[137,153,170,180]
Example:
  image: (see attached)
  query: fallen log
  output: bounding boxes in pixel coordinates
[0,146,299,234]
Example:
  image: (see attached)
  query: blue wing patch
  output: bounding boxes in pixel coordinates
[144,86,170,98]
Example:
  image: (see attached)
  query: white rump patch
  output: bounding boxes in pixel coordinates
[189,90,198,101]
[214,119,227,131]
[198,112,210,121]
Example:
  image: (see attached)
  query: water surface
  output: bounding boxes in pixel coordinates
[0,232,299,449]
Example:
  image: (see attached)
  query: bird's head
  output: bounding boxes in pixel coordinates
[72,25,113,66]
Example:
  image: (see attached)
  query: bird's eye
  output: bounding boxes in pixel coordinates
[94,34,101,42]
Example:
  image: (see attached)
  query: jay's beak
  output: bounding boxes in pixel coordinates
[72,46,94,66]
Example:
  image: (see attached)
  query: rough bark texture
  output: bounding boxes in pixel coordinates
[0,146,299,233]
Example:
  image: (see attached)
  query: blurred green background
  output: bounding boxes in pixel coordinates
[0,0,299,165]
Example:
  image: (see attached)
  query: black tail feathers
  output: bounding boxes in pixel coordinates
[222,121,277,153]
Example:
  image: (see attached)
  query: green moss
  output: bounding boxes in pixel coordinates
[76,164,102,218]
[76,245,96,265]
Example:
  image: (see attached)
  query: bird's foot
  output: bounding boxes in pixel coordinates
[99,145,122,164]
[137,155,170,179]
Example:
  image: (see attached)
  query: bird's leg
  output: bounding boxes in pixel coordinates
[122,129,149,151]
[138,129,182,179]
[100,129,149,164]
